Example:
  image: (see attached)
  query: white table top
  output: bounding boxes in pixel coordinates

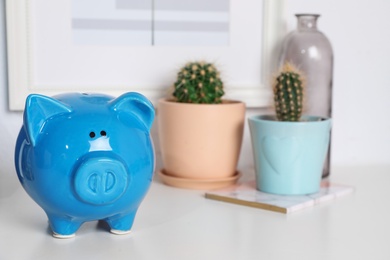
[1,165,390,260]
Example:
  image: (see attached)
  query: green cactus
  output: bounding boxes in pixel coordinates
[173,61,224,104]
[273,63,305,122]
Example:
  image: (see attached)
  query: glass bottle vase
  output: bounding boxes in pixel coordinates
[279,14,333,178]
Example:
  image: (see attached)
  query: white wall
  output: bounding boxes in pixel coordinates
[1,0,389,192]
[0,0,22,195]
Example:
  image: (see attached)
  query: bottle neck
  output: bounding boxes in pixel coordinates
[296,14,320,31]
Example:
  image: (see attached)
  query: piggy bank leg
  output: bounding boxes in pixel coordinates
[47,214,82,238]
[105,211,137,235]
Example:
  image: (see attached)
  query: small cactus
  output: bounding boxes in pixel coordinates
[273,63,305,122]
[173,61,224,104]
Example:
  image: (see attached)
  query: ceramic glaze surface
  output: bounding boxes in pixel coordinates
[249,115,331,195]
[14,92,155,238]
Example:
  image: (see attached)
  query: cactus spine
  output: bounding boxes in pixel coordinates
[173,62,224,104]
[273,63,305,122]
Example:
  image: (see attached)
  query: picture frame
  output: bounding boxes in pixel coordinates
[6,0,285,110]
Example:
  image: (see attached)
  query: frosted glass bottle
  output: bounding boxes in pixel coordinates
[279,14,333,177]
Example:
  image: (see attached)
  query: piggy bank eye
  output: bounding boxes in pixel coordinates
[100,130,107,136]
[89,132,96,138]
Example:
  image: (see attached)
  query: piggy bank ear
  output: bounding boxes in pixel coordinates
[24,94,72,146]
[109,92,155,131]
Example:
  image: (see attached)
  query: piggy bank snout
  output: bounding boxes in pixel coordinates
[73,155,129,206]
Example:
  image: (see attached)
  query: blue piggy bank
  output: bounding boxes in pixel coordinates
[14,92,155,238]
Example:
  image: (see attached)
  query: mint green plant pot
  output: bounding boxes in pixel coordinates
[248,115,332,195]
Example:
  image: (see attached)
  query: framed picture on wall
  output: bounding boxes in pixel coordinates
[6,0,285,110]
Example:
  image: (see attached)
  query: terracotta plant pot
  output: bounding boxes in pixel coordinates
[157,99,245,189]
